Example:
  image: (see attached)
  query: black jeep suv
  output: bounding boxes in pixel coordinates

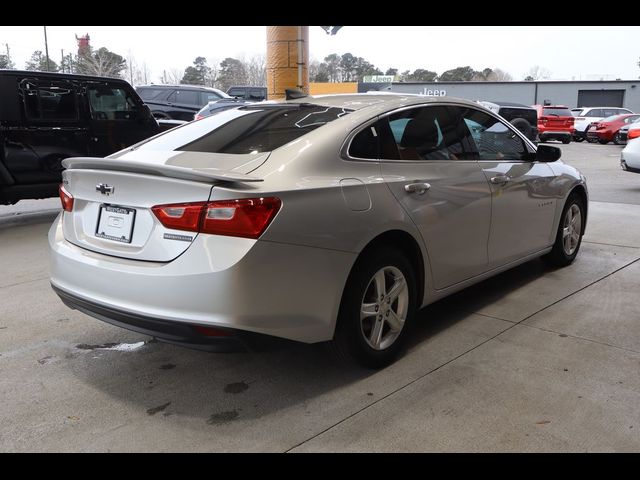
[136,84,228,121]
[479,101,539,143]
[0,70,160,205]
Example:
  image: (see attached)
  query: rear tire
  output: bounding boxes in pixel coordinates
[330,247,416,369]
[614,132,625,145]
[586,136,599,143]
[573,135,584,142]
[598,139,609,145]
[510,118,532,139]
[562,137,571,144]
[542,193,585,268]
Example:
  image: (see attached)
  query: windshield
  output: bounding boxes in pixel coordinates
[137,104,351,154]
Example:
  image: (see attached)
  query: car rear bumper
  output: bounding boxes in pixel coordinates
[49,214,356,344]
[539,130,572,139]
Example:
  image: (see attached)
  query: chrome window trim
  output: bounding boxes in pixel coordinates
[341,101,536,163]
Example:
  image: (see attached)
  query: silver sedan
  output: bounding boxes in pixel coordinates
[49,94,588,368]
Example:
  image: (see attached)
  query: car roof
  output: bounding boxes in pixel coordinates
[137,84,222,92]
[0,69,131,84]
[280,93,485,112]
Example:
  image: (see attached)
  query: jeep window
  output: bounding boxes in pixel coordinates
[21,80,78,121]
[88,86,138,121]
[228,88,245,98]
[174,90,200,105]
[201,92,222,104]
[137,88,166,100]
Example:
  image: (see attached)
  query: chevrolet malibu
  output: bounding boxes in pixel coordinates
[49,94,588,368]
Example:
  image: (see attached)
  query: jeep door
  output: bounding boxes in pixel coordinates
[3,77,89,185]
[86,82,159,157]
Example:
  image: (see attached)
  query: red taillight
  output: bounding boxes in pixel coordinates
[59,184,74,212]
[629,129,640,140]
[539,116,548,125]
[566,117,575,125]
[151,202,206,232]
[151,197,281,239]
[201,197,282,239]
[194,114,205,121]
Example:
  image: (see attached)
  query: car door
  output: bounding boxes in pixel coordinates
[379,105,492,289]
[458,106,558,267]
[4,77,89,184]
[86,82,158,157]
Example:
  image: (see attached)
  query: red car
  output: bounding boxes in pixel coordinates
[586,114,640,145]
[533,105,575,144]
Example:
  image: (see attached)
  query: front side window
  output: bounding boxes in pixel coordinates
[458,107,529,161]
[138,104,351,154]
[88,85,138,120]
[21,79,78,121]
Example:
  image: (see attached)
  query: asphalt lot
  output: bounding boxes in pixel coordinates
[1,141,639,452]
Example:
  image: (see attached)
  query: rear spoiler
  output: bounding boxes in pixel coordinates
[61,157,264,184]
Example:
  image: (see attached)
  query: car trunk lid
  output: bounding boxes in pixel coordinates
[60,150,268,262]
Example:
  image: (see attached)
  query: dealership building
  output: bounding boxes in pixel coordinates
[363,80,640,112]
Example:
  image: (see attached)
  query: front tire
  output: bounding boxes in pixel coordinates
[614,132,625,145]
[542,193,585,267]
[331,247,416,368]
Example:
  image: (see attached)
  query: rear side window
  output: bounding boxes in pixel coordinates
[228,88,246,98]
[385,106,467,161]
[542,107,572,116]
[175,90,200,106]
[201,92,222,103]
[20,79,78,121]
[586,109,603,117]
[348,123,379,159]
[88,85,138,120]
[139,104,351,154]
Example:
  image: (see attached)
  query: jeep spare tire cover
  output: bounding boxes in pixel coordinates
[510,118,532,138]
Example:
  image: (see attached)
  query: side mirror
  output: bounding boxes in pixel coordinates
[536,144,561,162]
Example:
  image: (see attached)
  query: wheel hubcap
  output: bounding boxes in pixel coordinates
[562,203,582,256]
[360,266,409,351]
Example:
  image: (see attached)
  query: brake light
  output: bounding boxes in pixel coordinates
[539,116,548,125]
[628,129,640,140]
[194,114,205,121]
[59,184,74,212]
[566,117,575,125]
[152,197,282,239]
[151,202,206,232]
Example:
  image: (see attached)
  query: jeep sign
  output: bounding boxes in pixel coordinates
[421,88,447,96]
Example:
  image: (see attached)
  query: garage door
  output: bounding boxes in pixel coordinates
[577,89,625,107]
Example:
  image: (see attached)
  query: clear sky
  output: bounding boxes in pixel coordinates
[1,25,638,82]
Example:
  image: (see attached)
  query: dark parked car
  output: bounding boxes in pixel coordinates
[136,84,228,121]
[478,101,539,142]
[227,86,268,101]
[0,70,160,205]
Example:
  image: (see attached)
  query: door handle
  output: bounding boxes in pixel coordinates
[404,182,431,194]
[490,175,511,185]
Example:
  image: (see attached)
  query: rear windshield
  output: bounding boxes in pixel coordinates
[542,107,572,117]
[138,104,351,154]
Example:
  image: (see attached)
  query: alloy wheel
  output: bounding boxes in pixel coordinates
[360,266,409,351]
[562,204,582,256]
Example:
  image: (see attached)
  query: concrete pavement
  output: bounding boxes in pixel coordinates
[1,142,639,452]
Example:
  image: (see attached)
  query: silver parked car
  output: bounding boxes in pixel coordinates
[49,94,588,367]
[620,137,640,174]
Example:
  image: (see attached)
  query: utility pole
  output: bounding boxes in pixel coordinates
[43,26,51,72]
[61,49,65,73]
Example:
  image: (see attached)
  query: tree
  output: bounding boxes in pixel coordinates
[76,47,126,78]
[324,53,341,82]
[524,65,551,81]
[244,54,266,86]
[385,68,398,77]
[340,53,358,81]
[406,69,438,82]
[217,57,247,91]
[313,63,330,82]
[25,50,59,72]
[181,56,210,85]
[0,54,14,69]
[438,66,477,81]
[472,67,513,82]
